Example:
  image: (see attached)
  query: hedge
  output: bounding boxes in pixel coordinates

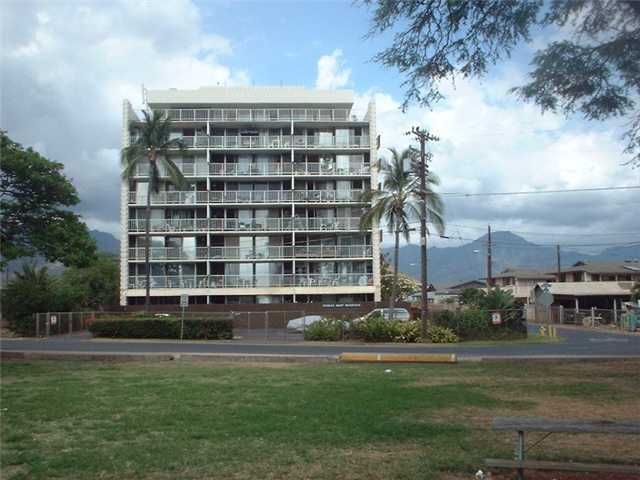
[431,308,526,341]
[89,316,233,340]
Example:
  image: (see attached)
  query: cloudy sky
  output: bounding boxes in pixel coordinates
[2,0,639,251]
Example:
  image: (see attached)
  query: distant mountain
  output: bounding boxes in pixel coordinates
[89,230,120,255]
[383,231,640,285]
[2,230,119,282]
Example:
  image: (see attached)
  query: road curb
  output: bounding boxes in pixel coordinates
[339,353,457,363]
[0,350,337,364]
[458,355,640,362]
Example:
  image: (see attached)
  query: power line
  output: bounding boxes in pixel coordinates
[438,185,640,197]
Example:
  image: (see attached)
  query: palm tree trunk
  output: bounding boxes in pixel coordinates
[390,228,400,317]
[144,156,153,312]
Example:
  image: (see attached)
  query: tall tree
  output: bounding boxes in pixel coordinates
[0,131,97,268]
[361,148,444,320]
[363,0,640,166]
[121,110,186,310]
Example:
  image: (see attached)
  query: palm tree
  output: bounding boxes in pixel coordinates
[361,147,445,319]
[121,110,186,311]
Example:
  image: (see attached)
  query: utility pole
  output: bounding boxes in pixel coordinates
[407,126,439,337]
[556,244,561,281]
[486,225,493,287]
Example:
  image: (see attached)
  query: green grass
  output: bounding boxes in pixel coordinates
[1,360,638,480]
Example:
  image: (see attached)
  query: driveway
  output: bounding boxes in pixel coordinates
[2,326,639,359]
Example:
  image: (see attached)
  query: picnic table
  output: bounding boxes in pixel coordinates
[485,417,640,479]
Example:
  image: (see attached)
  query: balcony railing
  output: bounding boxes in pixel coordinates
[128,245,373,261]
[175,135,370,149]
[128,190,367,205]
[128,217,365,233]
[132,163,210,177]
[209,163,291,176]
[128,273,374,289]
[157,108,354,123]
[293,163,370,176]
[128,191,209,205]
[132,162,371,178]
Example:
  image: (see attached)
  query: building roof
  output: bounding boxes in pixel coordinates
[492,268,556,280]
[432,280,486,294]
[535,281,634,297]
[556,260,640,275]
[146,86,354,107]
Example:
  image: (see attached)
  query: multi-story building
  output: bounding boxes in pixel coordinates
[120,86,381,306]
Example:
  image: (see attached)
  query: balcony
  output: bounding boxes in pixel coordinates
[209,163,291,176]
[157,108,355,123]
[132,162,371,178]
[128,190,367,206]
[128,191,208,205]
[175,135,370,150]
[132,163,210,178]
[127,273,374,289]
[293,163,370,176]
[128,217,365,233]
[128,245,373,261]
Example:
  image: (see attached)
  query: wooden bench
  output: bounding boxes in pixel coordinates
[486,417,640,480]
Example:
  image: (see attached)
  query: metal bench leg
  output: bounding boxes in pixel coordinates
[517,430,525,480]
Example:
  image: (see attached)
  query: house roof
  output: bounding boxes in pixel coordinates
[535,281,634,297]
[492,268,556,280]
[555,260,640,275]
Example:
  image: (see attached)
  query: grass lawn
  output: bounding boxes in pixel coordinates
[1,360,638,480]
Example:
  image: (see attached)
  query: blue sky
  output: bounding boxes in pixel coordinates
[2,0,639,250]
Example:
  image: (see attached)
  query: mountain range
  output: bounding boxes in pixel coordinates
[5,230,636,285]
[382,231,640,285]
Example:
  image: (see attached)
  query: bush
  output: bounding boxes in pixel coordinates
[392,320,421,343]
[350,315,421,343]
[431,307,527,341]
[351,314,397,342]
[427,326,459,343]
[303,318,345,341]
[89,316,233,340]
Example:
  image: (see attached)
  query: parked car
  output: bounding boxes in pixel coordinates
[286,315,325,333]
[354,308,411,323]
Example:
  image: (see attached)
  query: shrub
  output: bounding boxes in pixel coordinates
[350,315,421,343]
[431,307,526,341]
[427,326,459,343]
[351,314,398,342]
[457,308,491,340]
[392,320,421,343]
[89,316,233,340]
[303,318,345,341]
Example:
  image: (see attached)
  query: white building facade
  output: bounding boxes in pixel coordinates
[120,86,381,306]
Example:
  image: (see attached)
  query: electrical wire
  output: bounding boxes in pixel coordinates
[437,185,640,197]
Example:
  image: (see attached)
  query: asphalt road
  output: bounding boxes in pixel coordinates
[1,326,639,358]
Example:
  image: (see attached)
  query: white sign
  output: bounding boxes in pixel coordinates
[50,315,57,325]
[491,312,502,325]
[180,294,189,308]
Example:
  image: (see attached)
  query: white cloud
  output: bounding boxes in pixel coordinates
[315,49,351,90]
[1,0,249,237]
[356,74,640,248]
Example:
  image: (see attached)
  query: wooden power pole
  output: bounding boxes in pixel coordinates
[556,244,561,281]
[407,126,439,337]
[486,225,493,287]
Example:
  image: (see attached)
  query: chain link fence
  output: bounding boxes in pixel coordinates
[526,305,636,331]
[33,310,314,341]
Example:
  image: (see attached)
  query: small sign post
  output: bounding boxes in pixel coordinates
[180,294,189,340]
[491,312,502,325]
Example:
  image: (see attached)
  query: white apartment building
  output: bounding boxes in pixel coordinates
[120,86,381,306]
